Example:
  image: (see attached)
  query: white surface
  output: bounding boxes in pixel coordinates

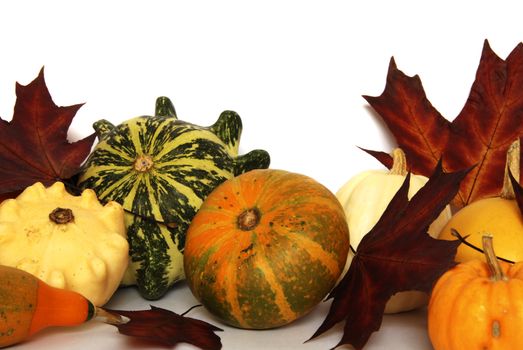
[0,1,522,349]
[12,283,431,350]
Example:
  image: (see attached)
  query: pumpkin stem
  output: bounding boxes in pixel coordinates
[49,208,75,224]
[501,139,520,200]
[390,148,408,176]
[482,235,507,282]
[134,155,154,173]
[237,208,261,231]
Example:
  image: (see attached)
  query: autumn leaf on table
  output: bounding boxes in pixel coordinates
[309,162,470,350]
[364,40,523,208]
[104,305,223,350]
[0,68,96,196]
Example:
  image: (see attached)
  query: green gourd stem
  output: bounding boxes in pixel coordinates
[482,235,507,282]
[155,96,177,118]
[390,148,408,176]
[93,120,116,140]
[501,139,520,200]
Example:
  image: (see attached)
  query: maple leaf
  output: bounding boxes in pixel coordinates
[104,305,223,350]
[0,68,96,195]
[357,147,393,169]
[509,169,523,216]
[308,162,470,350]
[364,40,523,208]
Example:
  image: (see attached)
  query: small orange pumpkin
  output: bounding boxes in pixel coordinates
[184,169,350,329]
[428,235,523,350]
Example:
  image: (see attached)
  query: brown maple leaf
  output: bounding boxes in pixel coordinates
[104,305,222,350]
[509,169,523,216]
[308,162,470,350]
[0,68,96,195]
[364,40,523,208]
[357,147,393,169]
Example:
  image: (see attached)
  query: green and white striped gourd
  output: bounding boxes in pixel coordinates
[77,97,270,300]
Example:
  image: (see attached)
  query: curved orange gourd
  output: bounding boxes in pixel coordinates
[0,265,94,348]
[184,169,350,329]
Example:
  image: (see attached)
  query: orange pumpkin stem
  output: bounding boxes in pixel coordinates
[237,208,261,231]
[501,139,520,200]
[482,235,507,282]
[390,148,408,176]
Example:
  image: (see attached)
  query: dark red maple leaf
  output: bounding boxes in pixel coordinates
[104,305,222,350]
[363,58,450,175]
[0,68,96,195]
[358,147,393,169]
[364,40,523,208]
[509,169,523,216]
[309,162,470,350]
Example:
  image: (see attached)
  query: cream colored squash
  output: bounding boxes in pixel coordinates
[0,182,129,306]
[336,148,452,313]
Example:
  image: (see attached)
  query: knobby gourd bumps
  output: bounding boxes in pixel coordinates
[77,97,270,300]
[0,182,128,306]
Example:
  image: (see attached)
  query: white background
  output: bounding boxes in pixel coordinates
[1,1,522,349]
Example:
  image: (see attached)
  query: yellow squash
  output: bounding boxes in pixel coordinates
[0,182,129,306]
[439,139,523,263]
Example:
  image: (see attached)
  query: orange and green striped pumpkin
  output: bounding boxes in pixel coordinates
[184,169,350,329]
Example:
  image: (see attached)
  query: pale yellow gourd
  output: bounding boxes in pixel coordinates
[439,139,523,263]
[0,182,129,306]
[336,148,452,313]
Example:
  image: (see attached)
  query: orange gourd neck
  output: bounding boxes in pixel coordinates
[29,280,94,335]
